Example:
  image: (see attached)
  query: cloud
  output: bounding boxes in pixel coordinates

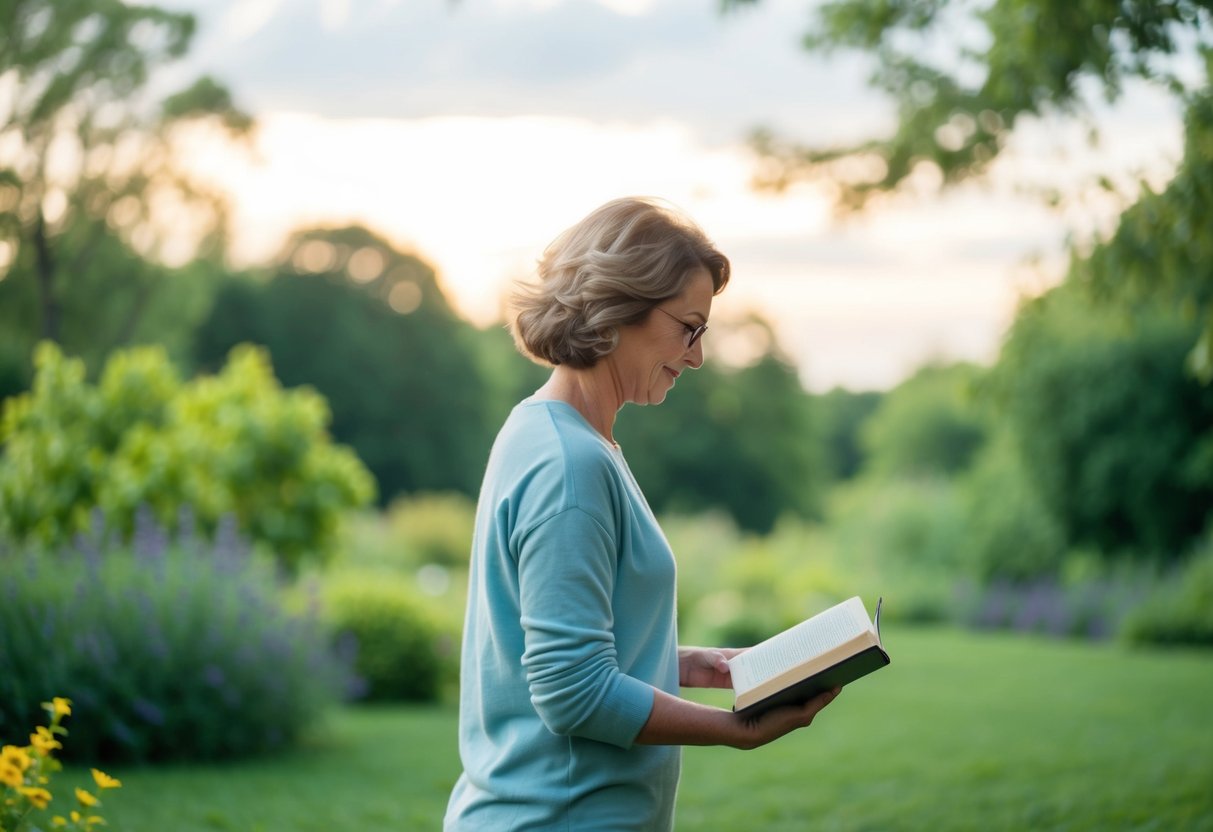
[319,0,351,30]
[167,0,889,146]
[154,0,1182,391]
[219,0,284,42]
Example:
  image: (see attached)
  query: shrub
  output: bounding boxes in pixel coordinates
[0,342,375,572]
[323,576,459,702]
[386,492,475,568]
[661,511,744,634]
[1121,542,1213,647]
[687,529,855,647]
[0,514,347,763]
[958,433,1067,581]
[695,591,789,649]
[954,574,1148,640]
[830,477,968,573]
[994,286,1213,559]
[859,362,989,479]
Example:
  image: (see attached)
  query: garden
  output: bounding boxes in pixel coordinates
[3,488,1211,830]
[4,1,1213,829]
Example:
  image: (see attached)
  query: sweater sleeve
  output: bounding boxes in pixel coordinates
[517,506,655,749]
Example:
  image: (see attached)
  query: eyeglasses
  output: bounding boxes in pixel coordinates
[654,306,708,349]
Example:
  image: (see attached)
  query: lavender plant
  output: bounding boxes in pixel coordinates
[954,575,1149,640]
[0,510,349,763]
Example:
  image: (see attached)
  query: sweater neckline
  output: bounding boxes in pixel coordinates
[522,397,622,452]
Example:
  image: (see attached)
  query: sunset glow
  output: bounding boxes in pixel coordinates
[159,0,1185,391]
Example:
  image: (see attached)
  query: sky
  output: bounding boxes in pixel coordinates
[156,0,1184,391]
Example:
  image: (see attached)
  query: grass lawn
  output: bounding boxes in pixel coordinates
[38,627,1213,831]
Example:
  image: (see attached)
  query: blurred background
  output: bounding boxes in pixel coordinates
[1,1,1211,830]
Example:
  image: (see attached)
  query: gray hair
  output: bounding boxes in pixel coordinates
[511,197,730,368]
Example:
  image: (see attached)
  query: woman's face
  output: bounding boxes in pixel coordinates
[611,266,715,406]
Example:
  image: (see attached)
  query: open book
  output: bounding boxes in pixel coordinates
[727,596,889,717]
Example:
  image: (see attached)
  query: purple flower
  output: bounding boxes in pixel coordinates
[131,697,166,726]
[133,504,169,566]
[202,664,226,688]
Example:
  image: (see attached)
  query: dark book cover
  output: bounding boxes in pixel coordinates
[733,644,891,719]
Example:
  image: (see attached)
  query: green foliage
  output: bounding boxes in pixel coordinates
[993,283,1213,559]
[618,341,823,533]
[0,0,250,358]
[957,431,1066,580]
[661,511,746,634]
[1077,80,1213,380]
[329,495,474,629]
[859,362,989,478]
[825,477,972,624]
[0,342,375,570]
[737,0,1213,204]
[1121,539,1213,646]
[831,476,967,573]
[470,321,549,430]
[323,577,458,702]
[813,386,883,480]
[735,0,1213,379]
[0,531,345,764]
[669,510,891,646]
[698,539,805,647]
[385,492,475,569]
[954,575,1148,640]
[192,227,499,504]
[0,225,221,401]
[161,75,254,131]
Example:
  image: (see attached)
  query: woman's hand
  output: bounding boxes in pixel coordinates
[634,684,841,748]
[729,687,842,750]
[678,646,745,689]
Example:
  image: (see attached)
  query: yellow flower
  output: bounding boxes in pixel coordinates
[51,817,68,828]
[30,726,63,754]
[76,787,99,807]
[91,769,122,790]
[42,698,73,718]
[2,744,32,772]
[0,761,24,788]
[19,786,52,809]
[64,811,107,827]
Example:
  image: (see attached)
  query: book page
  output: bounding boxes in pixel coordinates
[729,597,870,694]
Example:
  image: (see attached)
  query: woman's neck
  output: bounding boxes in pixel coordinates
[534,364,622,444]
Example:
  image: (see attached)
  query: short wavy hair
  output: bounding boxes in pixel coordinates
[511,197,730,368]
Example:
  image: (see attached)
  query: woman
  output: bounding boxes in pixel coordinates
[444,197,839,831]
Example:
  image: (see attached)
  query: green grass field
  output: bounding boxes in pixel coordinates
[41,628,1213,831]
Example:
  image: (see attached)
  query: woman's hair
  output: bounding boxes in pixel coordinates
[511,197,730,368]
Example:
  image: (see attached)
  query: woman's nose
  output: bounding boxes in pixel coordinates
[685,338,705,369]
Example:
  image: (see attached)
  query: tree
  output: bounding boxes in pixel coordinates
[992,280,1213,559]
[616,318,823,533]
[859,362,989,479]
[732,0,1212,202]
[729,0,1213,377]
[192,226,500,503]
[813,386,884,481]
[0,224,221,401]
[0,0,250,391]
[1074,84,1213,380]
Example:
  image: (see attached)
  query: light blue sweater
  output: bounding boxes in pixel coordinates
[444,399,681,831]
